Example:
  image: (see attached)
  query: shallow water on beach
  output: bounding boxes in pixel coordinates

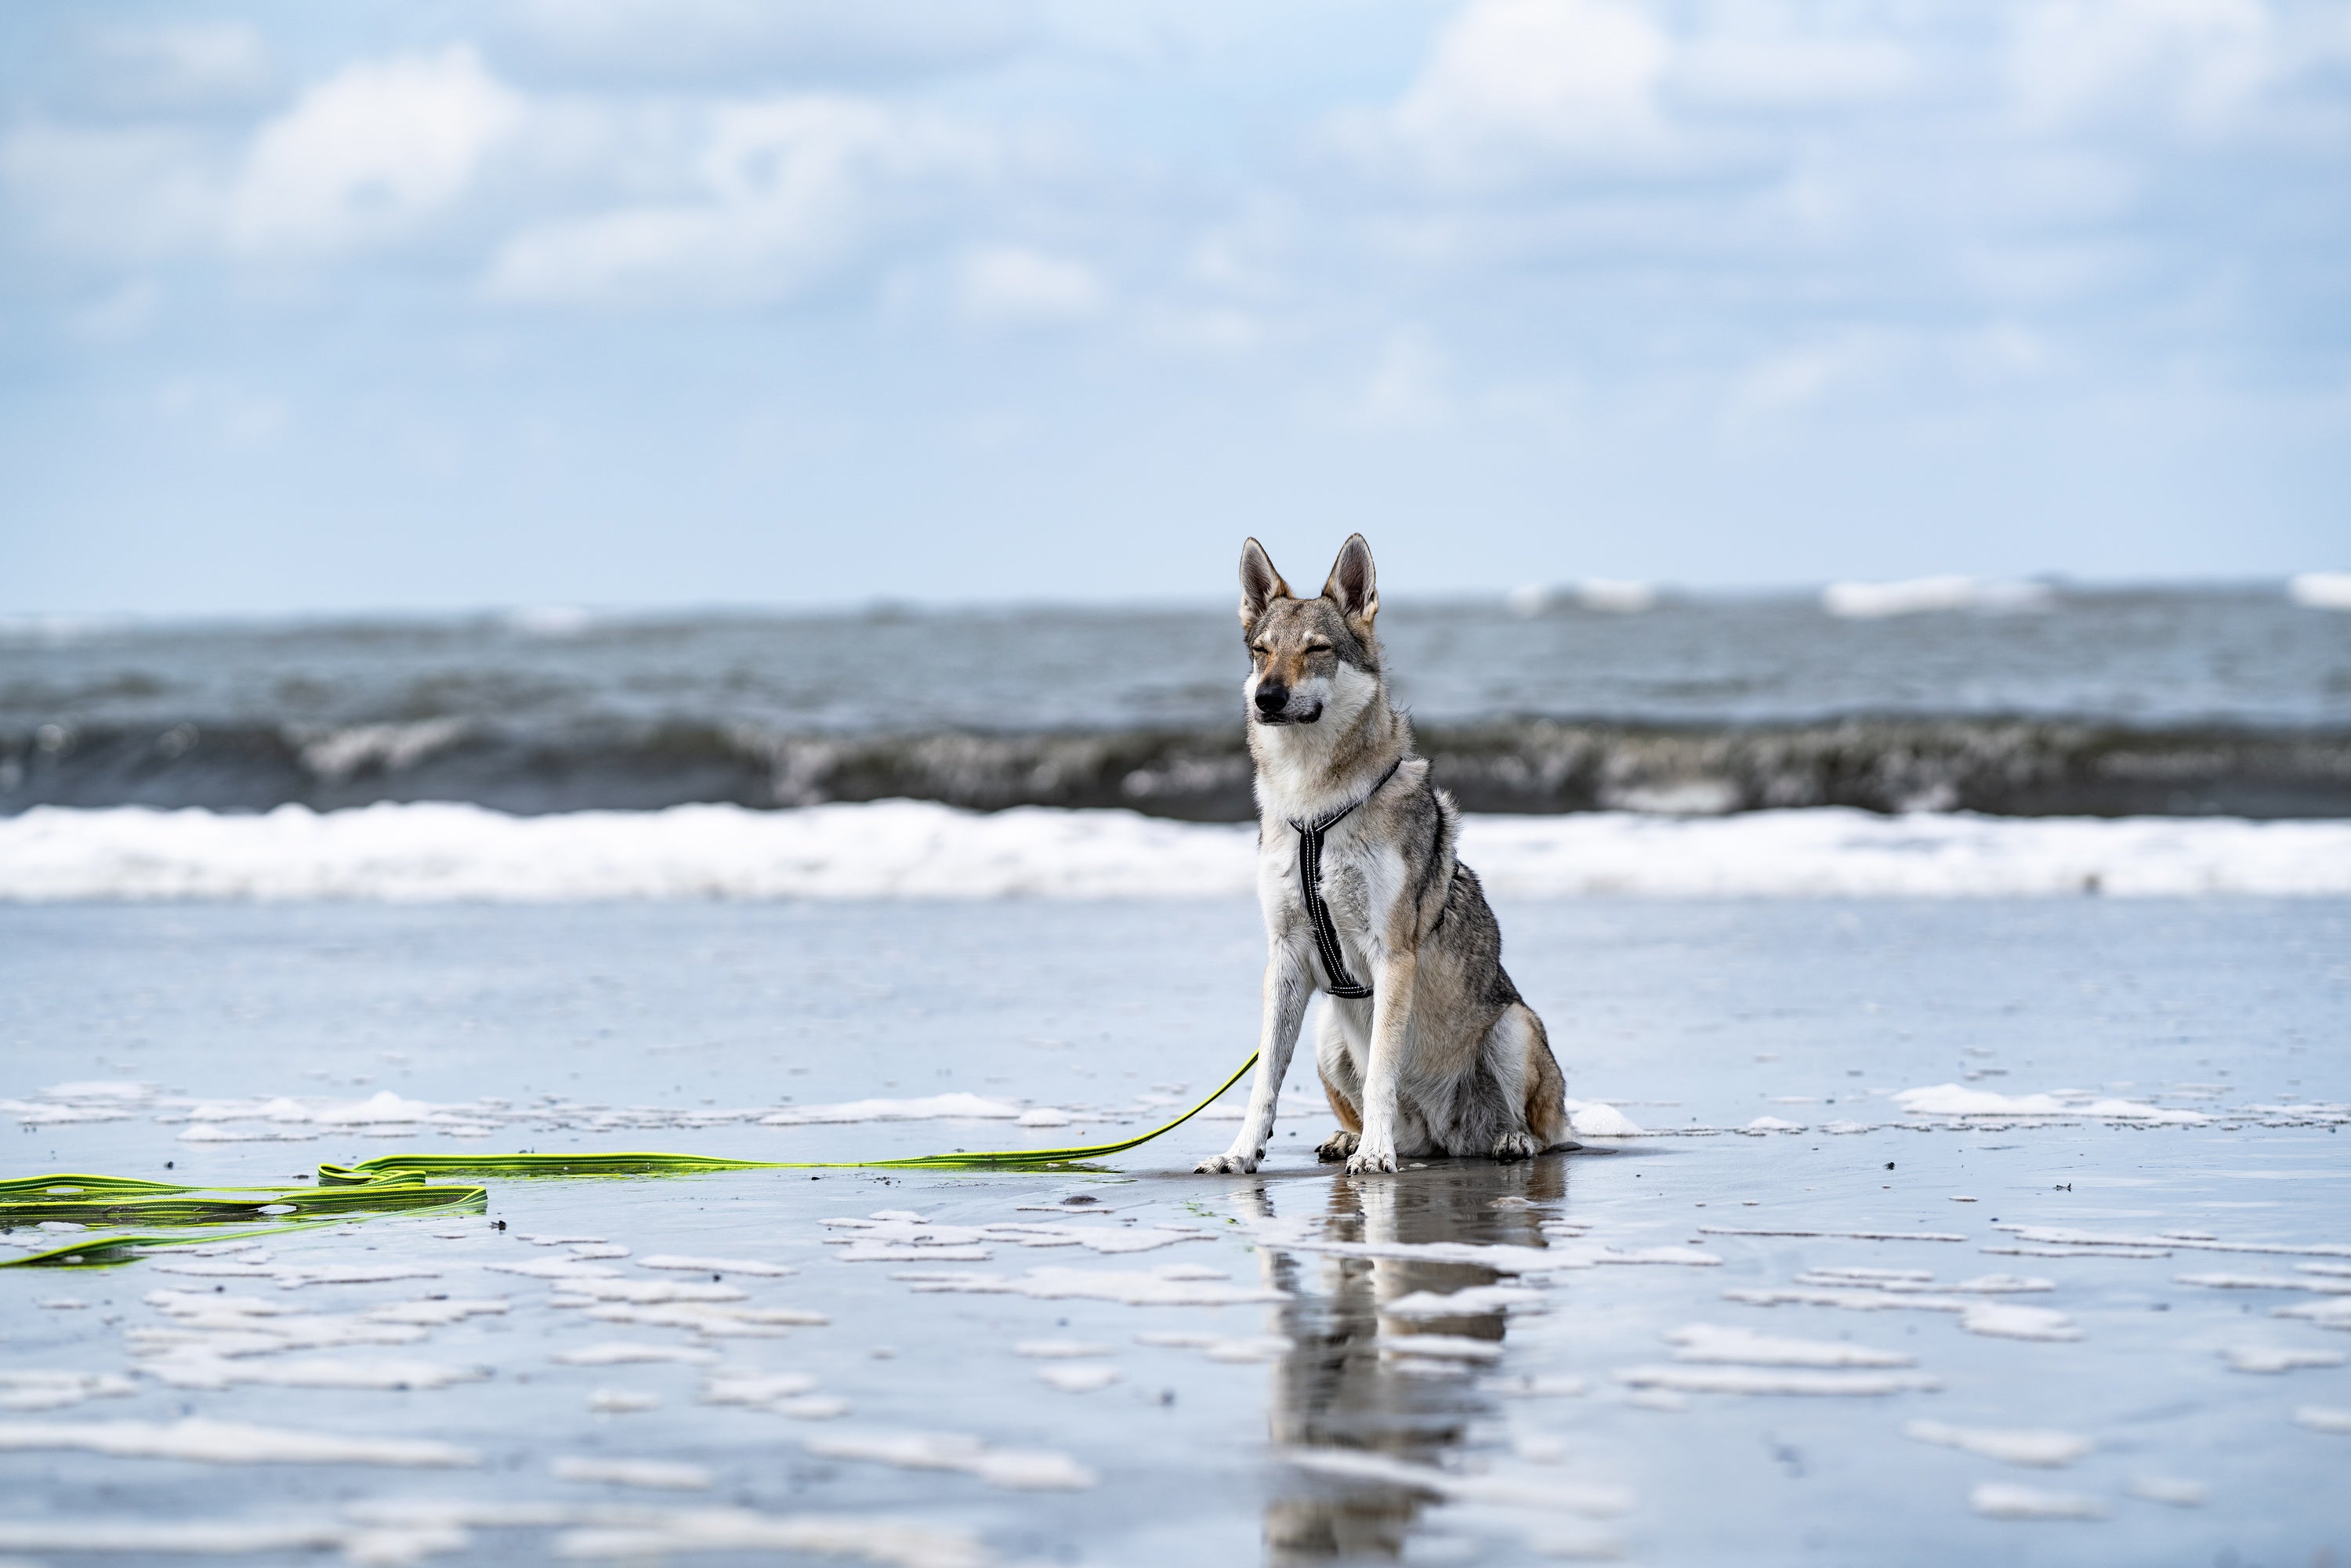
[3,900,2347,1566]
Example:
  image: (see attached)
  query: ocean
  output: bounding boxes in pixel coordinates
[6,582,2349,824]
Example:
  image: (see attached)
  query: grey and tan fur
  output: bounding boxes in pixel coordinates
[1197,534,1570,1177]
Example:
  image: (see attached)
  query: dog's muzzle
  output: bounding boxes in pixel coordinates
[1253,683,1321,725]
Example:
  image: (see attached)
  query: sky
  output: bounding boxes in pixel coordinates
[2,0,2346,616]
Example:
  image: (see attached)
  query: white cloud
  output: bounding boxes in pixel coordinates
[2010,0,2278,132]
[485,95,991,305]
[0,122,224,258]
[227,46,523,254]
[1674,33,1916,107]
[958,245,1104,327]
[497,0,1031,83]
[9,42,1006,303]
[1380,0,1672,180]
[1350,2,1922,188]
[2,46,520,263]
[89,22,277,109]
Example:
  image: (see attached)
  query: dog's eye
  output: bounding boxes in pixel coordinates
[1248,644,1268,657]
[1305,643,1333,656]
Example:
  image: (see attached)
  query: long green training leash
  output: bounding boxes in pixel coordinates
[0,1051,1260,1270]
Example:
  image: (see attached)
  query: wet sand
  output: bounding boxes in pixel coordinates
[2,899,2346,1564]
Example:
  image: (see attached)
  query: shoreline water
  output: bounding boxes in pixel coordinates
[5,800,2351,899]
[4,898,2345,1566]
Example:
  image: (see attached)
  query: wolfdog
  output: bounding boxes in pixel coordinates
[1197,534,1570,1176]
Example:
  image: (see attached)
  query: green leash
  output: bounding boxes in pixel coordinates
[0,1052,1259,1269]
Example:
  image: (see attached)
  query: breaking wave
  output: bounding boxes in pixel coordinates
[4,718,2348,821]
[3,801,2346,900]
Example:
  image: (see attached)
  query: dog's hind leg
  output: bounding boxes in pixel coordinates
[1313,1001,1362,1162]
[1515,1005,1572,1154]
[1197,951,1313,1175]
[1485,1004,1566,1161]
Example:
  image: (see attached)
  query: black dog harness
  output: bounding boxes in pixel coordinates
[1291,758,1404,999]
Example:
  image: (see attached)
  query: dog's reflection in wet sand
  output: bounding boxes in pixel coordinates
[1243,1159,1569,1562]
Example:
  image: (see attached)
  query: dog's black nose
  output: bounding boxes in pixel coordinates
[1254,683,1288,715]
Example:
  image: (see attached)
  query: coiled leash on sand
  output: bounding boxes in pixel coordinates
[0,1052,1261,1269]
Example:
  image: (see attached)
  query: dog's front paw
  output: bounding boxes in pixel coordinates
[1315,1130,1360,1164]
[1345,1144,1399,1175]
[1491,1130,1541,1162]
[1194,1150,1259,1175]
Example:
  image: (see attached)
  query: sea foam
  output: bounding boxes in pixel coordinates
[5,801,2349,900]
[1822,577,2052,619]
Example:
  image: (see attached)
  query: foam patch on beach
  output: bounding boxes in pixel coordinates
[764,1095,1023,1127]
[1134,1331,1295,1363]
[7,800,2351,900]
[1665,1324,1915,1368]
[1722,1273,2081,1340]
[818,1213,1214,1264]
[1906,1420,2093,1468]
[1969,1483,2106,1520]
[5,1079,1130,1142]
[1384,1285,1549,1321]
[890,1265,1287,1307]
[802,1429,1096,1490]
[1894,1085,2209,1123]
[0,1371,136,1412]
[1617,1364,1941,1396]
[552,1455,713,1491]
[0,1418,475,1468]
[0,1505,987,1568]
[1282,1447,1632,1518]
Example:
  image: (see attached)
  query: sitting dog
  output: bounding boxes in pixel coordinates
[1197,534,1570,1176]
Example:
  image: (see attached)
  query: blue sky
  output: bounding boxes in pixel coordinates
[2,0,2346,614]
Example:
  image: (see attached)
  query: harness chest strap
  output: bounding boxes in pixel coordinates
[1290,757,1405,999]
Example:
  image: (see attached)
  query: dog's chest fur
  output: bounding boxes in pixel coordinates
[1256,805,1404,982]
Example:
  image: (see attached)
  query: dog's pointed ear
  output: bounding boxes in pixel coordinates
[1322,534,1378,630]
[1240,538,1290,625]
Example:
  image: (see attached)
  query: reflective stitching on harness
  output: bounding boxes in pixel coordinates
[1291,758,1404,1000]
